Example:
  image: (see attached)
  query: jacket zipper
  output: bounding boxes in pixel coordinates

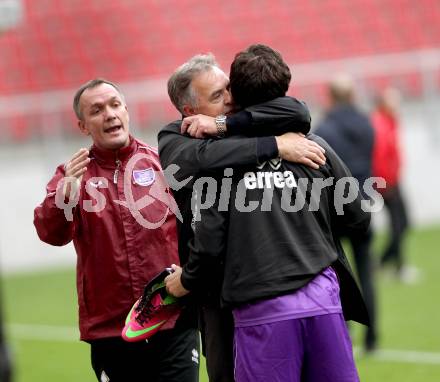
[113,159,121,184]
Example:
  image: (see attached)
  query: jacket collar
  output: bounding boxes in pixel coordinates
[90,135,137,165]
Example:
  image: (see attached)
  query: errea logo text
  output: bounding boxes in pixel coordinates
[243,171,297,189]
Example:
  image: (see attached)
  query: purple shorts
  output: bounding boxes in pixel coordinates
[234,313,359,382]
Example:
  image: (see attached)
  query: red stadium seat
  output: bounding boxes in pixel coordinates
[1,0,439,140]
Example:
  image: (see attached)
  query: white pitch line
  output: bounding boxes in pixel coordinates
[354,347,440,365]
[7,323,78,342]
[6,324,440,365]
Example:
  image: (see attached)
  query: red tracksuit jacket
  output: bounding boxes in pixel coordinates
[34,136,180,341]
[371,110,401,191]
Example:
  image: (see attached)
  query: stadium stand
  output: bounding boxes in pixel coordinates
[1,0,439,140]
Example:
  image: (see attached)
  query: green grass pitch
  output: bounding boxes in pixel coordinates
[2,225,440,381]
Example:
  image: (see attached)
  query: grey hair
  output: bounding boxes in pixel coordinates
[73,78,126,120]
[167,54,219,114]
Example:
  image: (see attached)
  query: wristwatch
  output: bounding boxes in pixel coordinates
[215,114,227,138]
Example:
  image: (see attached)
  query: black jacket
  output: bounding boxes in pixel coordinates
[158,96,310,329]
[158,97,311,267]
[182,134,370,325]
[159,97,369,326]
[315,104,374,185]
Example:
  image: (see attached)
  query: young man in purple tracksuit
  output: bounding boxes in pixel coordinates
[159,53,327,382]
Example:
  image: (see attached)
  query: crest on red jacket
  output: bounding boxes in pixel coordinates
[132,168,155,186]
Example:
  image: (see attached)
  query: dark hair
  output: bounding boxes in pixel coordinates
[229,44,291,108]
[73,78,125,120]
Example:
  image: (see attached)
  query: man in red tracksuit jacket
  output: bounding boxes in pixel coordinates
[34,79,199,382]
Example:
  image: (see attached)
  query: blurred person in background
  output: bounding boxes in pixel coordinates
[159,52,326,382]
[372,87,415,282]
[165,44,370,382]
[33,79,199,382]
[315,74,378,352]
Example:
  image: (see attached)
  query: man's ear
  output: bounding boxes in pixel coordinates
[78,120,90,136]
[183,104,196,116]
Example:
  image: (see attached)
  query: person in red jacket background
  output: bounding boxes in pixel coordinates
[372,87,414,282]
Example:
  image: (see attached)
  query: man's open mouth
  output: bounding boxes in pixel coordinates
[104,125,122,133]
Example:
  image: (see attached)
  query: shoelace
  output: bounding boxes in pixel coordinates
[136,302,161,325]
[134,274,171,325]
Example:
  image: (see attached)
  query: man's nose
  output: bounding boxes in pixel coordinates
[104,106,116,119]
[224,89,232,105]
